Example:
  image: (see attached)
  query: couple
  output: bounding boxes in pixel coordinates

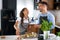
[14,1,55,35]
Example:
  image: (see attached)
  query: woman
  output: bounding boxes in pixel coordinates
[14,8,29,35]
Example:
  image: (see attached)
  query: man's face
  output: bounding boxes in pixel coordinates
[38,3,47,12]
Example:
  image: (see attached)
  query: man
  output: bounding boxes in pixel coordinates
[37,1,55,33]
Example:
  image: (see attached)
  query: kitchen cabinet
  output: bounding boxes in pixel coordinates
[42,0,54,10]
[54,0,60,10]
[1,9,16,35]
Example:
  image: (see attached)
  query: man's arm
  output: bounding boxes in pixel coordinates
[48,13,55,29]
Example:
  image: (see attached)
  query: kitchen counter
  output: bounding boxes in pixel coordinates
[0,34,58,40]
[0,35,38,40]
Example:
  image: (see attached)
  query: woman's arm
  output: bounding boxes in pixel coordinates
[14,20,20,35]
[14,21,19,30]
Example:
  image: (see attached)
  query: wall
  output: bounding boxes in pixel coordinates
[17,0,34,17]
[0,0,2,30]
[0,0,2,10]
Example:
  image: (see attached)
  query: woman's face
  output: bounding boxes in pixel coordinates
[23,8,29,16]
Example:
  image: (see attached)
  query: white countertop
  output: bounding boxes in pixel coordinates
[0,35,38,40]
[0,34,59,40]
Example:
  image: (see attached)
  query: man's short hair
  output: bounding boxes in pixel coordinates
[38,1,48,7]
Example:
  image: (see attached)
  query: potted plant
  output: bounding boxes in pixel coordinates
[56,32,60,40]
[40,20,52,40]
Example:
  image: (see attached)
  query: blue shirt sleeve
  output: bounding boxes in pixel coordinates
[48,13,55,29]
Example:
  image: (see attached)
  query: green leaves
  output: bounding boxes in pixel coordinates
[40,20,52,31]
[57,32,60,36]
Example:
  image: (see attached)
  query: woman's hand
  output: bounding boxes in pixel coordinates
[16,29,20,35]
[34,24,41,28]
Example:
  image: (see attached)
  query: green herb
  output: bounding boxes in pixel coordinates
[40,19,52,31]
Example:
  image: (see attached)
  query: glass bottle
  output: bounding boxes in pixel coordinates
[56,6,59,10]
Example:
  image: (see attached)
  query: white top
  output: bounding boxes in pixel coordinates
[16,17,29,29]
[16,17,29,23]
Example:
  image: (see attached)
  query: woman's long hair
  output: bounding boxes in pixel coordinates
[20,8,27,26]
